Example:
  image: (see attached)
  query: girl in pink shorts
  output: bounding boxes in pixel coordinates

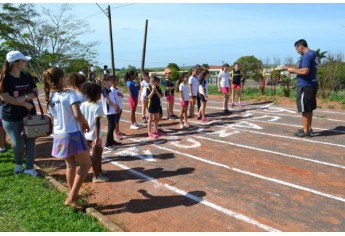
[217,63,231,113]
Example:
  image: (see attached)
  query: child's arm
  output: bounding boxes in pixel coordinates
[71,103,89,133]
[105,94,119,110]
[156,87,162,99]
[93,117,102,146]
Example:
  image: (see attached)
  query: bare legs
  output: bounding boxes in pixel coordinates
[64,151,91,208]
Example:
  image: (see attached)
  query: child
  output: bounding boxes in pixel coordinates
[188,67,199,118]
[43,67,91,209]
[80,82,109,183]
[198,69,210,122]
[164,68,178,119]
[139,71,150,123]
[69,72,87,103]
[178,72,190,129]
[147,75,163,138]
[111,76,125,140]
[125,70,141,130]
[230,63,244,107]
[217,63,231,113]
[101,74,121,150]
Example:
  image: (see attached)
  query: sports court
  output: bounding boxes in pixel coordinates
[36,93,345,232]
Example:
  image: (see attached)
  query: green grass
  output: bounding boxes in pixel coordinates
[0,150,108,232]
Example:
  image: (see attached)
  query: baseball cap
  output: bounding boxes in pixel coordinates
[6,51,31,63]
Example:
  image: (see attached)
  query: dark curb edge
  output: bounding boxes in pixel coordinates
[34,164,124,232]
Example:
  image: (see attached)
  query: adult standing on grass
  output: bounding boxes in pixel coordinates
[285,39,318,137]
[217,63,231,113]
[43,67,91,209]
[0,51,38,176]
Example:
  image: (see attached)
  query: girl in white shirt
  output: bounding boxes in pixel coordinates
[178,72,190,129]
[198,70,210,122]
[80,82,109,183]
[139,71,150,123]
[217,63,231,113]
[44,67,90,209]
[111,76,125,140]
[188,68,199,118]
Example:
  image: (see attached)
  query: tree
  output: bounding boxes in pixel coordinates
[317,52,343,98]
[0,3,97,81]
[201,63,209,70]
[315,48,328,65]
[167,63,180,71]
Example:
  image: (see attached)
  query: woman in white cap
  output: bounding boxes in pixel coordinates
[0,50,39,176]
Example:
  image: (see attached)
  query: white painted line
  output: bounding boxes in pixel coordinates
[195,135,345,170]
[102,157,280,232]
[126,137,345,204]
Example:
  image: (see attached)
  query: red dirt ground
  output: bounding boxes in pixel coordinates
[34,93,345,232]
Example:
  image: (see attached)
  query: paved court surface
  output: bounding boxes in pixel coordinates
[35,93,345,232]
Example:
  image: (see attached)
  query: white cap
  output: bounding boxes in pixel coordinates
[6,51,31,63]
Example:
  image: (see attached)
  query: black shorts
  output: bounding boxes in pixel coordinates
[148,105,161,114]
[199,93,207,102]
[296,86,317,113]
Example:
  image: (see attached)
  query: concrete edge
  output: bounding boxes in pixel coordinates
[35,164,124,232]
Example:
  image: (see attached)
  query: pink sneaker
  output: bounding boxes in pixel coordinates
[238,102,244,107]
[201,118,209,122]
[230,103,235,107]
[148,133,158,139]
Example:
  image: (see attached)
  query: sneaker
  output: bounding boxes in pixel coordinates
[224,109,231,114]
[295,129,311,138]
[184,123,190,128]
[201,118,209,122]
[130,124,140,130]
[169,115,177,120]
[142,117,147,123]
[92,175,109,183]
[24,169,38,177]
[238,102,244,107]
[180,123,184,129]
[113,140,122,145]
[230,103,235,107]
[134,122,142,127]
[14,165,22,174]
[197,116,202,120]
[104,145,116,151]
[117,132,126,136]
[148,133,158,139]
[115,134,123,140]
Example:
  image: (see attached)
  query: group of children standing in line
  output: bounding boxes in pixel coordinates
[40,62,243,209]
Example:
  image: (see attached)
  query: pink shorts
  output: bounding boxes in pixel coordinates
[166,95,174,103]
[180,100,189,108]
[221,87,229,94]
[128,96,138,110]
[232,84,241,89]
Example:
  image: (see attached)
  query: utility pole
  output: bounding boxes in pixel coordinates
[97,4,115,75]
[141,19,148,76]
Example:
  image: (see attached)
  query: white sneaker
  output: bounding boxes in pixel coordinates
[104,145,116,151]
[134,122,142,127]
[92,175,109,183]
[130,124,140,130]
[24,169,38,177]
[14,165,22,174]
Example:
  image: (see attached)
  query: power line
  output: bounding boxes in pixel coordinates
[80,3,136,21]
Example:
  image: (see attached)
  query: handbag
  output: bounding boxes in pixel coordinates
[22,93,53,138]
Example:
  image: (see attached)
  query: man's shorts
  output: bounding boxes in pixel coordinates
[296,86,317,113]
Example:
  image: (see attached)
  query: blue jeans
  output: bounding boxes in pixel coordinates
[2,120,36,169]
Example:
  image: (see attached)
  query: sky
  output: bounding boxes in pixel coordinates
[26,1,345,69]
